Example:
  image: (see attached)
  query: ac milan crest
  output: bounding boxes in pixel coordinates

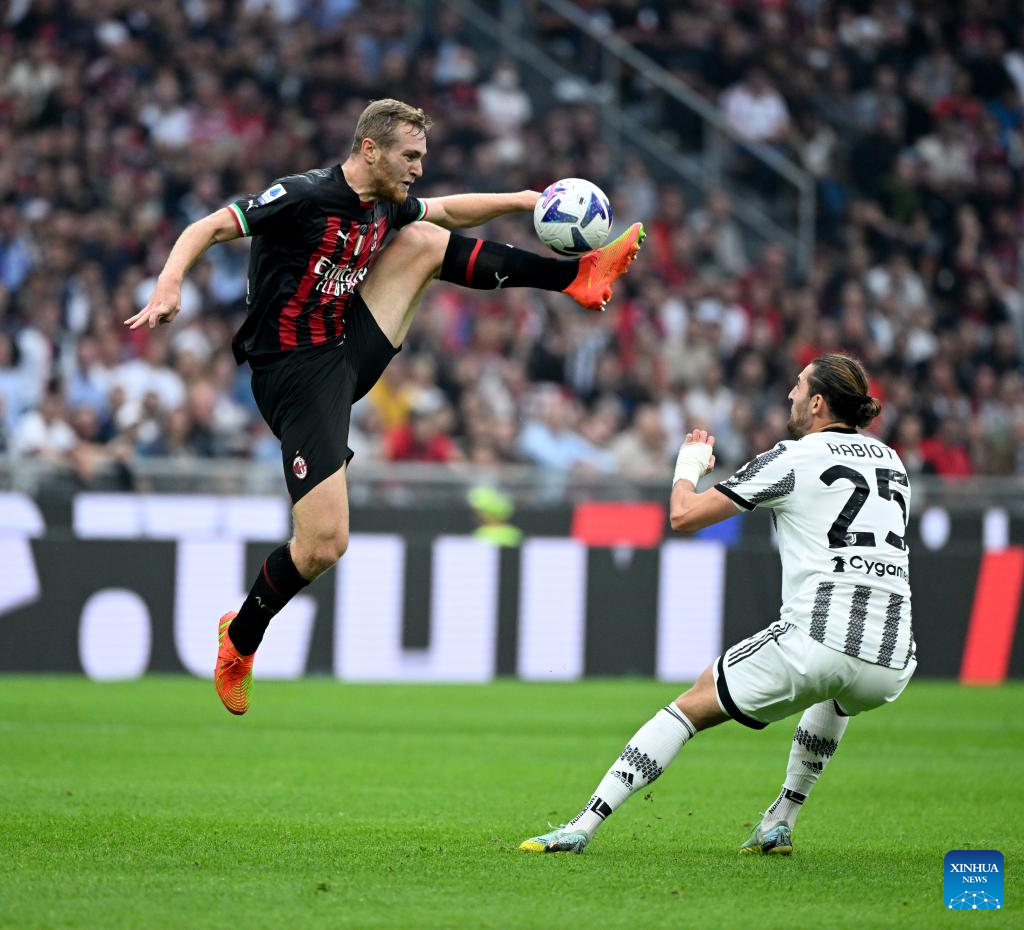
[292,454,308,479]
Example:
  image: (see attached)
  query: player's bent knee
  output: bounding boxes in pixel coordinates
[390,221,449,260]
[293,531,349,579]
[313,532,348,568]
[673,668,727,731]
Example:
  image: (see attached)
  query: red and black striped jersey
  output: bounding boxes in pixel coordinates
[227,165,426,364]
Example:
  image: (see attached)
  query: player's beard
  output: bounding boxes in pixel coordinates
[370,160,408,204]
[787,399,810,438]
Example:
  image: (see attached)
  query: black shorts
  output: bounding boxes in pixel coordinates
[250,294,400,503]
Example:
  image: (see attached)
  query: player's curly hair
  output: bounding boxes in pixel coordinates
[351,99,433,153]
[808,354,882,428]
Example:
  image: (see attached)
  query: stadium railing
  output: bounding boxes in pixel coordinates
[3,458,1022,513]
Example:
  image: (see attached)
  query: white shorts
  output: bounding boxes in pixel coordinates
[713,620,917,729]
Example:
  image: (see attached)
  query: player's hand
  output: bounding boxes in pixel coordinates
[124,282,182,330]
[684,429,716,474]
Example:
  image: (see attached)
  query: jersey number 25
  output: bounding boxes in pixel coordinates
[820,465,909,551]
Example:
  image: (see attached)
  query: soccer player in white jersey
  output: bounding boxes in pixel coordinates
[521,354,916,856]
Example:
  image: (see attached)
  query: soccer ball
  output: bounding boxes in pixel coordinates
[533,178,613,256]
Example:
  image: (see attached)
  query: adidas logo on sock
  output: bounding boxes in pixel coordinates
[802,761,824,773]
[611,769,635,789]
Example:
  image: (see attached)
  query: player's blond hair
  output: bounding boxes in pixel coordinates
[350,99,433,153]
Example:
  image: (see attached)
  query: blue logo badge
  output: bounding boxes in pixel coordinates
[256,183,287,206]
[945,850,1003,910]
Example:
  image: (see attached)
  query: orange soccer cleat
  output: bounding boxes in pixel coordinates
[563,222,645,311]
[214,611,254,716]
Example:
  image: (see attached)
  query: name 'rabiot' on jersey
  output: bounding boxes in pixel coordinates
[715,427,914,670]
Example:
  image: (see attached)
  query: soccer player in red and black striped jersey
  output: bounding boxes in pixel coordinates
[126,98,644,715]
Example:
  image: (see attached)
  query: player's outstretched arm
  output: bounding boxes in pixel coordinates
[668,429,736,533]
[124,208,242,330]
[420,190,540,229]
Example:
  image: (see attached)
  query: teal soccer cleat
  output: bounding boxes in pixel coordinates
[519,825,590,854]
[739,820,793,856]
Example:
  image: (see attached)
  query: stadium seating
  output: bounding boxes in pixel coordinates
[2,1,1023,486]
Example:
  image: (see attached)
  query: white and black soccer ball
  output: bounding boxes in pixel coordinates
[533,178,613,256]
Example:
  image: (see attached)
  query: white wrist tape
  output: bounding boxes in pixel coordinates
[673,442,713,487]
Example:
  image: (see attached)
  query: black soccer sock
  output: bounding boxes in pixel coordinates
[228,543,310,655]
[439,235,577,292]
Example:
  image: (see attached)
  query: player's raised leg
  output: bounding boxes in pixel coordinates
[520,665,726,853]
[359,220,645,345]
[562,223,646,310]
[357,221,453,346]
[739,699,849,855]
[215,467,349,715]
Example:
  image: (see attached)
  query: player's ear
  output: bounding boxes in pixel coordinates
[361,137,377,162]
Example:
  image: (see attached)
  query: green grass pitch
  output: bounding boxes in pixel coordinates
[1,677,1020,929]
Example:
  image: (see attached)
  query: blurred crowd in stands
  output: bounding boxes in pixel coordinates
[2,0,1024,489]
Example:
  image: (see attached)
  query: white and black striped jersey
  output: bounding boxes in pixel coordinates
[715,427,914,670]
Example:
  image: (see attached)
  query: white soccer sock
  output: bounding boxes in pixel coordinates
[762,700,849,830]
[566,704,696,838]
